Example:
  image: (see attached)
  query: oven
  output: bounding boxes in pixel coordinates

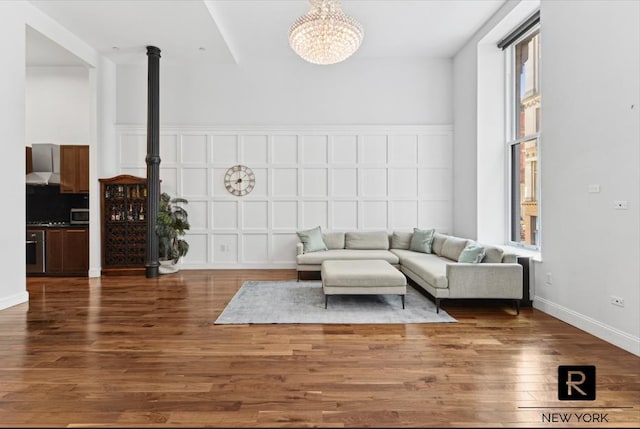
[26,230,45,273]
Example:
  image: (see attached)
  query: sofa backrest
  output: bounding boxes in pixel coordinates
[345,231,389,250]
[481,245,504,263]
[390,231,412,249]
[440,236,469,261]
[322,232,346,250]
[432,232,447,255]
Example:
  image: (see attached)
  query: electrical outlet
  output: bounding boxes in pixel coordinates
[611,296,624,307]
[545,272,552,285]
[588,184,600,193]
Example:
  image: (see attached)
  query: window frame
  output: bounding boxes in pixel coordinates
[505,23,541,251]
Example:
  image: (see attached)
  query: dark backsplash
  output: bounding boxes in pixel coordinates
[26,185,89,222]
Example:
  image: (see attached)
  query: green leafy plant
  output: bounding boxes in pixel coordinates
[156,192,190,261]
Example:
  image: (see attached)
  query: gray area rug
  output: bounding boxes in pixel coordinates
[215,281,456,324]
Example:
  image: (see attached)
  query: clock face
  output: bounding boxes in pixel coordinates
[224,165,255,196]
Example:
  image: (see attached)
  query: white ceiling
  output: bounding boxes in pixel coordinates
[28,0,506,65]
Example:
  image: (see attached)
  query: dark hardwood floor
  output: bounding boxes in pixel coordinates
[0,270,637,427]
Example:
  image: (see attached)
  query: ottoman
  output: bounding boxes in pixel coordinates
[321,260,407,309]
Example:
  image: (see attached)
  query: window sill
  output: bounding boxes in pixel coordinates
[497,244,542,262]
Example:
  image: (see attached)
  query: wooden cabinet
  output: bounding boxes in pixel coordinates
[60,145,89,193]
[26,146,33,174]
[100,175,148,275]
[46,228,89,275]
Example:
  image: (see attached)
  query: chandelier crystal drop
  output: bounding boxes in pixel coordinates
[289,0,364,65]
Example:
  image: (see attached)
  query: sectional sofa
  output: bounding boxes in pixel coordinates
[296,230,523,313]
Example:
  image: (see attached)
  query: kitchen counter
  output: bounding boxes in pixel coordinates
[27,222,88,229]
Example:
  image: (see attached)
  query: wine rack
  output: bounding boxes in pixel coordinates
[100,175,148,275]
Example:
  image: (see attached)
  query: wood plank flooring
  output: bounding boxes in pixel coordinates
[0,270,637,427]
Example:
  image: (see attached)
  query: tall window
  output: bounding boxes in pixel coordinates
[502,16,541,249]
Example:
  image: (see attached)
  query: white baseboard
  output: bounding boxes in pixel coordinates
[89,267,101,278]
[534,296,640,356]
[0,291,29,311]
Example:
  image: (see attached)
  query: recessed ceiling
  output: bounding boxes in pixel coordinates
[28,0,506,65]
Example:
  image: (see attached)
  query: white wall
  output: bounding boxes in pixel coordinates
[452,40,479,240]
[0,3,30,311]
[26,66,90,146]
[453,0,640,355]
[116,125,453,269]
[113,54,454,270]
[534,0,639,355]
[116,58,453,125]
[452,0,524,240]
[0,2,116,308]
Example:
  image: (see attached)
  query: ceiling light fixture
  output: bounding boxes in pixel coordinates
[289,0,364,65]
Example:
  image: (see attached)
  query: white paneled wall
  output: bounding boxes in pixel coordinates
[117,125,452,269]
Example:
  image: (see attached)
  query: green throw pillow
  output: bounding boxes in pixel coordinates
[296,226,328,253]
[409,228,435,253]
[458,243,486,263]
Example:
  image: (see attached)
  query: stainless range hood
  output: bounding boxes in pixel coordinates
[26,144,60,185]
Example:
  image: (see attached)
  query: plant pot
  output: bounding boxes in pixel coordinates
[159,259,178,275]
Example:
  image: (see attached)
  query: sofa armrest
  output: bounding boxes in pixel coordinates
[296,242,304,256]
[446,263,523,299]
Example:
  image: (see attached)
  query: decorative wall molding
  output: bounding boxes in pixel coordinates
[116,124,453,269]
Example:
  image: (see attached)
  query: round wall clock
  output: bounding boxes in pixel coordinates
[224,165,255,196]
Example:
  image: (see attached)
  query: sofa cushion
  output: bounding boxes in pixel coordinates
[400,252,449,289]
[391,231,413,250]
[409,228,435,253]
[482,245,504,263]
[458,242,486,263]
[323,232,345,250]
[502,253,517,263]
[345,231,389,250]
[321,260,406,287]
[432,232,447,256]
[440,236,469,261]
[296,226,328,253]
[296,249,399,265]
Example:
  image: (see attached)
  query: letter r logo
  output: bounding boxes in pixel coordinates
[566,371,587,396]
[558,365,596,400]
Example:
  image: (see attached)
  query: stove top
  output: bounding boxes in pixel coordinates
[27,221,72,227]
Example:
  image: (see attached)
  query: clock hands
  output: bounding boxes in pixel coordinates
[234,173,248,184]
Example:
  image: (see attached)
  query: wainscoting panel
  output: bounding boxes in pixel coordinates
[116,125,452,268]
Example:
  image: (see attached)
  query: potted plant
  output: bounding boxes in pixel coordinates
[156,192,190,274]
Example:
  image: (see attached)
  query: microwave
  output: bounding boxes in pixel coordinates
[70,208,89,225]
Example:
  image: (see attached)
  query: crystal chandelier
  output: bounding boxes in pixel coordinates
[289,0,364,65]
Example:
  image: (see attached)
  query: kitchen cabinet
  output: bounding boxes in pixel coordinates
[100,175,148,275]
[46,228,89,275]
[60,145,89,193]
[26,146,33,174]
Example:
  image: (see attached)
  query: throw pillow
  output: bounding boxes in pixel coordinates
[458,242,486,263]
[409,228,436,253]
[296,226,328,253]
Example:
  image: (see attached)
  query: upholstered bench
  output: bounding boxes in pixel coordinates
[321,260,407,309]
